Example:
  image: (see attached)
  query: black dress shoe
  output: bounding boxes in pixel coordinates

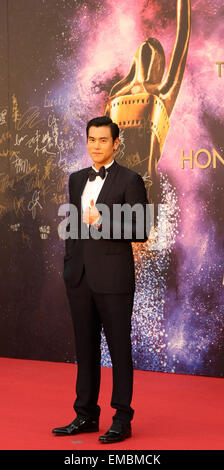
[52,416,99,435]
[99,421,132,443]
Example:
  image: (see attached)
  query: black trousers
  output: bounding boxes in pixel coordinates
[65,266,135,424]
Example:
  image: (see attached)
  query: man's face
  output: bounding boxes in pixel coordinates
[87,125,119,169]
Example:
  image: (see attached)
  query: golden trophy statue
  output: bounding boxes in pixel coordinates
[105,0,191,204]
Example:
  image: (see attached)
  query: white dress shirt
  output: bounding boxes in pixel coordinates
[81,159,114,227]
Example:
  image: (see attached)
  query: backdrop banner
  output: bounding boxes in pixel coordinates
[0,0,223,377]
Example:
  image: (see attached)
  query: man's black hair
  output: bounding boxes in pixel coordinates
[86,116,119,142]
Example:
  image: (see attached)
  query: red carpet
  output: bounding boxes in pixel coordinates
[0,357,224,450]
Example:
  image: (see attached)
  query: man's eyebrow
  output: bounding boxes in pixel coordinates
[88,136,109,139]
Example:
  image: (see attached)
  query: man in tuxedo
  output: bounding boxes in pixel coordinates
[52,116,149,443]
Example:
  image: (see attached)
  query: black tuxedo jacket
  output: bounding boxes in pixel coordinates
[63,159,149,293]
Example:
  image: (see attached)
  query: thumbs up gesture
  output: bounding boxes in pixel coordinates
[82,199,101,225]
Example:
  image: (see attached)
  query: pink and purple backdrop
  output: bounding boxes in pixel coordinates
[0,0,223,377]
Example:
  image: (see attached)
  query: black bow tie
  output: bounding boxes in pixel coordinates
[88,165,108,182]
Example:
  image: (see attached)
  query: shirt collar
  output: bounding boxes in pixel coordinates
[92,159,114,172]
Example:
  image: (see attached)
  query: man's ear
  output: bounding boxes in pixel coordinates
[113,137,120,150]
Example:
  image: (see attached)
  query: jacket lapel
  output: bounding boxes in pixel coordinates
[76,168,91,213]
[95,160,119,205]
